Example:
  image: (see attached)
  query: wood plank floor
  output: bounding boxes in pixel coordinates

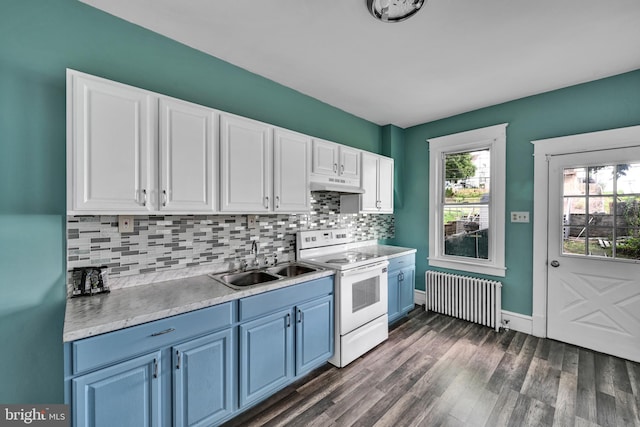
[222,308,640,427]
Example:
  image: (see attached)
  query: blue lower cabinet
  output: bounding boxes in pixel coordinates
[173,329,235,427]
[399,266,416,315]
[239,309,294,408]
[295,295,334,376]
[388,255,416,324]
[72,351,161,427]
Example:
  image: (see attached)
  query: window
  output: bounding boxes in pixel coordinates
[427,124,507,277]
[562,162,640,260]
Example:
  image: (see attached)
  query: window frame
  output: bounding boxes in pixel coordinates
[427,123,507,277]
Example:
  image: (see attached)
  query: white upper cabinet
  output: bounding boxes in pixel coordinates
[273,129,311,212]
[311,139,361,182]
[339,146,360,180]
[312,139,339,176]
[360,152,379,211]
[220,114,273,212]
[159,98,217,212]
[341,152,394,214]
[68,71,157,213]
[377,156,394,212]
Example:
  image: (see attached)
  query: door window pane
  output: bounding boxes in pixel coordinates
[562,162,640,260]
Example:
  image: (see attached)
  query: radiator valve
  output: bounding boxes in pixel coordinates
[501,319,510,332]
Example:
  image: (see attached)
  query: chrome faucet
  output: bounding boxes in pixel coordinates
[251,240,259,266]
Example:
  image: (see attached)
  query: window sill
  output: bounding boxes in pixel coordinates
[428,257,506,277]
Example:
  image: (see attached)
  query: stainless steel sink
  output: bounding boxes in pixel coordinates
[209,262,322,290]
[268,263,318,277]
[215,271,281,288]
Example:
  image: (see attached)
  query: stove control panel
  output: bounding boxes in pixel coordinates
[297,229,352,250]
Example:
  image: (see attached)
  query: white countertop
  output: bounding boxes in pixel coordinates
[63,244,416,343]
[63,268,334,342]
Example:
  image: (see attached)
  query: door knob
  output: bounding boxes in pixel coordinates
[550,260,560,267]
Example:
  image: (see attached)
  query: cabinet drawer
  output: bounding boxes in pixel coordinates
[239,277,333,322]
[72,302,235,375]
[388,254,415,272]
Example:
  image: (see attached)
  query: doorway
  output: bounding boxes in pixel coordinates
[546,147,640,362]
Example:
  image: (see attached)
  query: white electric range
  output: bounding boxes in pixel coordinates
[297,229,389,367]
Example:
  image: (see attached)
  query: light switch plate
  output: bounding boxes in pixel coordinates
[511,211,530,223]
[118,215,134,233]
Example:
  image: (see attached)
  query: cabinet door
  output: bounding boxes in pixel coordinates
[312,139,338,176]
[159,98,216,212]
[378,156,394,213]
[399,266,416,315]
[69,73,156,212]
[387,271,401,324]
[173,329,235,427]
[339,146,360,180]
[220,114,272,212]
[274,129,310,212]
[360,152,379,212]
[295,295,334,376]
[239,309,293,408]
[72,351,161,427]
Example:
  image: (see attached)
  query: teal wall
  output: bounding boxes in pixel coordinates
[390,70,640,315]
[2,0,639,406]
[0,0,380,404]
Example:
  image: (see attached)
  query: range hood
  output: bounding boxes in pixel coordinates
[310,174,365,194]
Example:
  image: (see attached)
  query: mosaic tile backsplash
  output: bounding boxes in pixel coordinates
[67,192,394,291]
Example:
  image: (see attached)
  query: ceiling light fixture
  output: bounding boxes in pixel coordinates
[367,0,425,23]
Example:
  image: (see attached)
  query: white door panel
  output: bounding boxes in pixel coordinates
[548,147,640,362]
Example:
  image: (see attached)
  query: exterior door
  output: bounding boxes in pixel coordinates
[548,147,640,362]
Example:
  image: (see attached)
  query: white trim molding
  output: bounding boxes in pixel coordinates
[427,123,508,277]
[501,310,533,335]
[530,125,640,338]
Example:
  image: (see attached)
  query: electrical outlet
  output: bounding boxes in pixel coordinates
[247,215,258,230]
[510,211,530,223]
[118,215,134,233]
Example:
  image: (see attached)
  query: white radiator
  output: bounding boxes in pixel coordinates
[425,271,502,331]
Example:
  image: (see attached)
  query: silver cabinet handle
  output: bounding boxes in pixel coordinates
[286,313,291,328]
[265,196,270,209]
[142,189,147,207]
[276,195,280,209]
[333,163,338,173]
[150,327,175,337]
[153,358,158,378]
[176,350,181,369]
[297,309,303,323]
[162,190,167,207]
[341,164,345,175]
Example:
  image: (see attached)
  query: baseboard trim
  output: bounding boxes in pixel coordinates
[413,289,532,335]
[501,310,533,335]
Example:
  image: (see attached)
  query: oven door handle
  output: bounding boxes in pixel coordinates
[340,261,388,277]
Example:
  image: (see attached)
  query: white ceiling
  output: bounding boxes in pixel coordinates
[81,0,640,128]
